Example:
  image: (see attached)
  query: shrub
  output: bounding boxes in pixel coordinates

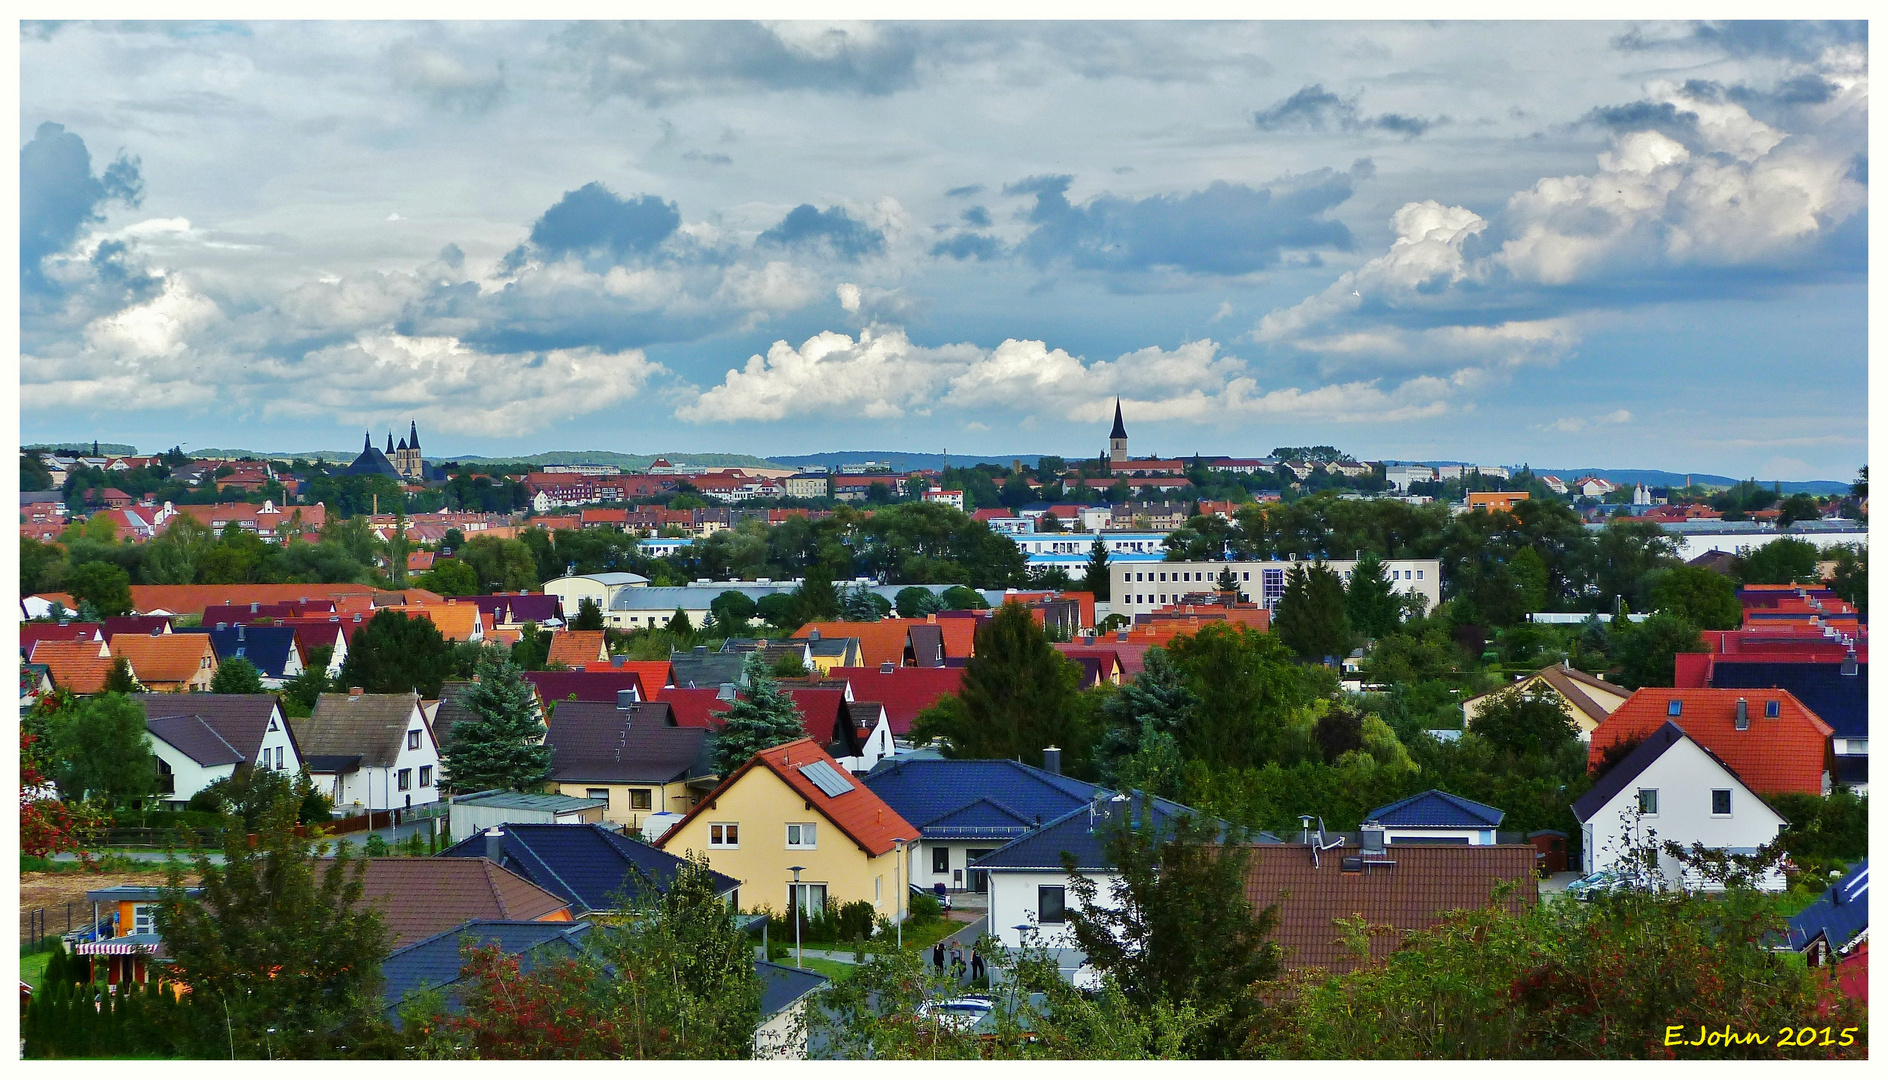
[909,892,943,922]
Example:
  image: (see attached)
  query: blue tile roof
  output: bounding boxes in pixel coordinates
[438,823,737,914]
[757,960,830,1015]
[380,919,593,1022]
[1367,789,1506,829]
[971,793,1271,872]
[1710,662,1866,738]
[1787,859,1869,953]
[863,758,1098,842]
[183,624,301,678]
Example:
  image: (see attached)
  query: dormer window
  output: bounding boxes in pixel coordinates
[1666,700,1682,717]
[1765,700,1780,718]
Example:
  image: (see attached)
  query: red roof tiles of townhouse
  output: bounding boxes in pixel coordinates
[830,665,965,735]
[29,639,119,693]
[19,622,104,653]
[107,633,218,686]
[546,630,609,668]
[524,669,648,705]
[798,621,913,668]
[116,584,384,616]
[660,738,914,857]
[654,687,733,729]
[1588,687,1834,796]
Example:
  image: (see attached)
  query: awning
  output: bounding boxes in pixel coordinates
[76,940,165,957]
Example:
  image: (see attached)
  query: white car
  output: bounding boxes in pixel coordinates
[915,996,994,1033]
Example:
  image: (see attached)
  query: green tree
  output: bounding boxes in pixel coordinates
[338,609,457,697]
[840,584,886,621]
[893,585,942,618]
[281,644,333,717]
[1274,563,1351,662]
[188,763,333,828]
[417,557,479,597]
[459,535,540,591]
[711,589,759,628]
[792,570,840,624]
[664,607,696,639]
[1095,647,1196,798]
[155,791,392,1058]
[1733,538,1821,585]
[142,514,218,585]
[1082,537,1112,601]
[1611,610,1705,689]
[46,692,156,805]
[102,655,141,694]
[940,584,988,610]
[1509,545,1550,617]
[1343,552,1402,639]
[1827,544,1866,614]
[1773,492,1822,528]
[1467,685,1580,757]
[1164,624,1327,769]
[710,653,806,776]
[210,657,265,694]
[65,560,133,617]
[911,602,1095,772]
[1063,804,1279,1056]
[21,536,67,595]
[572,597,606,631]
[1650,565,1743,630]
[441,654,554,792]
[21,450,53,491]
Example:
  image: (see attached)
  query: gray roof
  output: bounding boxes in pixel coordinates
[544,700,712,784]
[137,693,286,765]
[556,572,650,587]
[21,491,62,505]
[432,680,479,753]
[453,791,605,813]
[296,692,424,768]
[669,650,747,689]
[608,582,961,612]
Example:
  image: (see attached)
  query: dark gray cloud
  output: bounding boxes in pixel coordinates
[931,233,1004,261]
[944,184,984,198]
[1252,84,1443,139]
[21,121,144,293]
[558,21,923,105]
[1614,20,1865,61]
[758,204,885,260]
[960,205,991,227]
[1004,168,1359,276]
[500,182,681,272]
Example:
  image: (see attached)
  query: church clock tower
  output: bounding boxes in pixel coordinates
[1108,398,1129,467]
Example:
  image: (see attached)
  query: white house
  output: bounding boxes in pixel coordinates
[1111,557,1442,618]
[834,701,898,774]
[139,694,303,806]
[293,691,441,813]
[1572,721,1788,891]
[541,571,651,619]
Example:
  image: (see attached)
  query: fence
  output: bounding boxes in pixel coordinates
[20,904,86,948]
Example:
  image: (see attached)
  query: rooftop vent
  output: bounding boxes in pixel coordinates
[1361,822,1386,855]
[879,661,895,674]
[617,688,635,710]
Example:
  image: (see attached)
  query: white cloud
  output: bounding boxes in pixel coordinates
[1542,408,1633,433]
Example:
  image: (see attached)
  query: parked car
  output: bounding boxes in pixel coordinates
[916,995,994,1034]
[1566,869,1626,901]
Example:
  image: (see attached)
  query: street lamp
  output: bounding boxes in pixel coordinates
[788,865,806,969]
[891,837,907,950]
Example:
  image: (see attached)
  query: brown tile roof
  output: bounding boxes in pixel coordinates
[1465,662,1630,726]
[544,701,706,784]
[296,692,426,768]
[1244,843,1537,973]
[29,639,119,693]
[658,738,914,857]
[546,630,609,669]
[137,693,289,764]
[106,633,217,686]
[318,857,572,947]
[123,584,384,616]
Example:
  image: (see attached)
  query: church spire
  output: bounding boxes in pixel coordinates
[386,431,395,455]
[1110,397,1128,440]
[408,419,420,450]
[363,431,372,453]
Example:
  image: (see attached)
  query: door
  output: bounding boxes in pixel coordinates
[965,849,994,893]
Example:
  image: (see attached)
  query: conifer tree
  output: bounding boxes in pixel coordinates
[441,654,554,792]
[1274,562,1352,663]
[912,601,1094,772]
[103,655,140,694]
[1343,552,1403,639]
[710,653,807,776]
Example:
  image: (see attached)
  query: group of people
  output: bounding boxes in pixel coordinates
[932,940,985,983]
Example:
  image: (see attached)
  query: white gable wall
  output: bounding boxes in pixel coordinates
[1578,735,1788,891]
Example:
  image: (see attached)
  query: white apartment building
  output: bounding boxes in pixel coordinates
[1110,557,1443,618]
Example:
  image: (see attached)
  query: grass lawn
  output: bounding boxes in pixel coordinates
[896,917,957,953]
[20,950,52,989]
[792,957,856,983]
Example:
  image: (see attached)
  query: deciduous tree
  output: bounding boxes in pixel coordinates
[912,602,1095,772]
[338,608,456,697]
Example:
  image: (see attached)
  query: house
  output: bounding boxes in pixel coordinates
[1787,860,1869,1002]
[380,601,486,643]
[321,856,574,947]
[1243,837,1538,973]
[19,621,104,654]
[294,691,441,812]
[71,885,202,989]
[864,756,1098,897]
[830,665,966,742]
[546,629,610,669]
[1573,476,1617,499]
[182,624,305,688]
[789,632,863,672]
[753,961,833,1059]
[1462,661,1631,738]
[277,618,351,678]
[27,639,121,694]
[658,738,916,923]
[379,920,596,1025]
[522,668,648,706]
[543,699,716,833]
[1571,721,1789,891]
[1363,789,1506,845]
[457,591,563,630]
[447,791,607,837]
[1466,491,1529,513]
[541,571,651,619]
[105,632,219,692]
[441,822,739,914]
[976,792,1250,984]
[138,694,302,805]
[1587,688,1835,796]
[101,616,171,638]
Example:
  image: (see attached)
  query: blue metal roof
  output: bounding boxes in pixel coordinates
[438,823,737,914]
[1367,789,1506,829]
[1787,859,1869,953]
[380,919,594,1022]
[862,758,1098,842]
[1710,661,1866,738]
[970,793,1271,872]
[757,960,830,1015]
[182,624,301,678]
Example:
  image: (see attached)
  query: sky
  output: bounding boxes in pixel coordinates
[17,19,1868,479]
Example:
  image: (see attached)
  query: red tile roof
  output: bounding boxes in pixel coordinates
[19,622,104,652]
[1588,688,1834,795]
[654,687,733,729]
[29,639,119,693]
[546,630,609,668]
[659,738,915,857]
[830,665,965,735]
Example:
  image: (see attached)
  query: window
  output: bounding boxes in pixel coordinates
[933,847,950,874]
[586,788,611,805]
[397,768,412,791]
[1667,700,1682,717]
[419,766,432,787]
[788,882,828,916]
[786,822,818,849]
[709,823,739,848]
[408,730,421,750]
[1416,570,1424,580]
[629,789,652,811]
[1711,789,1732,815]
[1637,788,1658,815]
[1765,700,1780,718]
[275,746,284,769]
[1243,572,1250,580]
[133,903,156,935]
[1037,885,1067,924]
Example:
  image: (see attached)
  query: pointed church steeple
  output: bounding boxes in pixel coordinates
[1110,398,1128,440]
[408,420,420,450]
[363,431,373,453]
[397,437,408,451]
[1108,397,1129,467]
[386,432,395,455]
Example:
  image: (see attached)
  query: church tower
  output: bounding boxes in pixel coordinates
[1109,398,1129,467]
[395,420,423,481]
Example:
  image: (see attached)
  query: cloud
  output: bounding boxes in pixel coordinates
[758,203,886,260]
[21,121,147,299]
[557,21,923,105]
[1006,167,1360,276]
[945,184,984,198]
[1614,20,1866,61]
[501,182,682,271]
[678,329,1457,426]
[1543,408,1633,433]
[931,233,1004,261]
[960,205,992,227]
[388,40,506,113]
[1252,84,1444,138]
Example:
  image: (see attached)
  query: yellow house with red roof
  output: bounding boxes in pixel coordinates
[657,738,915,922]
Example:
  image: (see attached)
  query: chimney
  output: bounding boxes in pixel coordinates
[1735,698,1749,730]
[216,622,228,631]
[809,628,821,642]
[1842,650,1858,677]
[485,826,505,864]
[694,645,707,655]
[1298,814,1314,845]
[1361,822,1386,855]
[1042,746,1062,775]
[617,688,635,710]
[879,661,895,674]
[349,686,364,697]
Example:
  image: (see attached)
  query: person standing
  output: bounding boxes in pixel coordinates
[970,949,985,983]
[950,944,965,981]
[932,941,946,974]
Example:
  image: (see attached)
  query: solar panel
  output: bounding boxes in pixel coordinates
[799,760,855,798]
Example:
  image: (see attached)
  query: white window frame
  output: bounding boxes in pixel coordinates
[132,903,156,935]
[1637,788,1659,816]
[709,822,740,848]
[586,788,612,806]
[786,822,818,849]
[1710,789,1732,817]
